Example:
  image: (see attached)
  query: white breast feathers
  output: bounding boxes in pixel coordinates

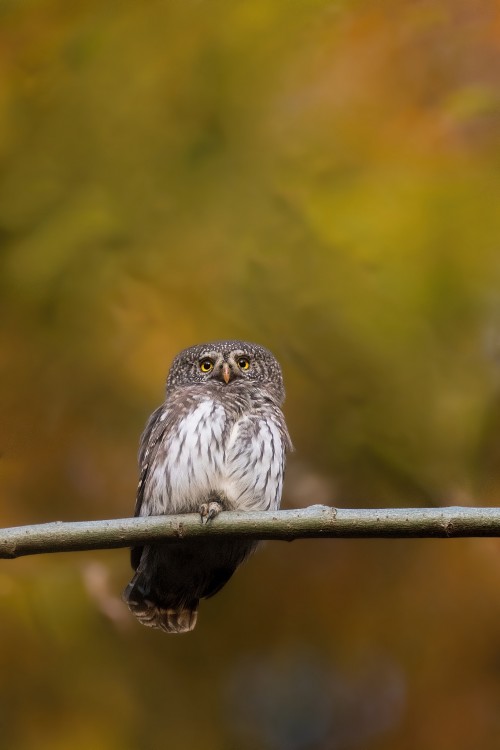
[144,398,285,515]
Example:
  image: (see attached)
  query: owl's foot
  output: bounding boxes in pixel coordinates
[199,501,223,525]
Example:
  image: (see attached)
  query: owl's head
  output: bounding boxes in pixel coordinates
[166,340,285,404]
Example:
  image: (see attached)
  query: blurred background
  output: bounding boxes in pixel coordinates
[1,0,500,747]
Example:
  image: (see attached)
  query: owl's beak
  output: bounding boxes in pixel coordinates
[222,363,231,384]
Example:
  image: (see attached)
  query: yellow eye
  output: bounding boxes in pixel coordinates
[199,358,214,373]
[238,357,250,371]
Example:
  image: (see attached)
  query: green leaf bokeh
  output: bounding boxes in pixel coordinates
[1,0,500,747]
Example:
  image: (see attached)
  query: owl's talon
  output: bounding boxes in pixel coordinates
[200,501,223,524]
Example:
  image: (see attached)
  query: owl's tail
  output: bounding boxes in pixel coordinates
[123,572,198,634]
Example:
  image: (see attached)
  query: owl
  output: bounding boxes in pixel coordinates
[123,340,292,633]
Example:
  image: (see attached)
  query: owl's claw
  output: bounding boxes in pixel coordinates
[200,501,223,525]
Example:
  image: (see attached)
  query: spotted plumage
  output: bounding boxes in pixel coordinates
[123,340,292,633]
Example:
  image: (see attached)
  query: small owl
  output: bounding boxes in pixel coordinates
[123,340,292,633]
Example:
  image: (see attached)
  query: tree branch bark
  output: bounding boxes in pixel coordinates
[1,505,500,559]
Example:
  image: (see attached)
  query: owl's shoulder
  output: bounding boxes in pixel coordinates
[154,382,285,432]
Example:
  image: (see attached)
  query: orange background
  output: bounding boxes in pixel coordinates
[1,1,500,748]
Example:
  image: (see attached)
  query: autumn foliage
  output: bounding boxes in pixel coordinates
[1,1,500,748]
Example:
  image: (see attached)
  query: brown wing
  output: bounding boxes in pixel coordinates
[131,389,204,570]
[134,405,168,517]
[131,403,172,570]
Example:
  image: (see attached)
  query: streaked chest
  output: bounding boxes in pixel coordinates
[143,397,285,514]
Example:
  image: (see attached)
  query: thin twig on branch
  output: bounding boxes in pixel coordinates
[1,506,500,559]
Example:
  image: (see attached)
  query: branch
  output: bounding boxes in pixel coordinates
[2,506,500,559]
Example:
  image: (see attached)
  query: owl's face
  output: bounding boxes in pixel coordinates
[166,340,285,403]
